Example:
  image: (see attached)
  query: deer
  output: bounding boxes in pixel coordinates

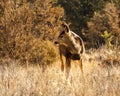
[55,22,85,80]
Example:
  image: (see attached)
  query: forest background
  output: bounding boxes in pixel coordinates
[0,0,120,66]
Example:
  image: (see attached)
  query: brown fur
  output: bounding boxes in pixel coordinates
[55,22,85,79]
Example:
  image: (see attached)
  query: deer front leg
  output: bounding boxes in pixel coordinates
[60,54,64,72]
[65,57,71,79]
[79,58,83,73]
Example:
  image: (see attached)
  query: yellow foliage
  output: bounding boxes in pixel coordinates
[0,0,64,66]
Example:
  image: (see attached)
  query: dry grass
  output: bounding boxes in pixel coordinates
[0,47,120,96]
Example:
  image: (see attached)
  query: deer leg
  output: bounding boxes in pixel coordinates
[79,59,83,73]
[60,54,64,72]
[65,58,71,79]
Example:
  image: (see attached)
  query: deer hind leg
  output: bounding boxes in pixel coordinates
[65,58,71,79]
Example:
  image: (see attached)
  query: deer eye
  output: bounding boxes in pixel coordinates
[60,35,64,38]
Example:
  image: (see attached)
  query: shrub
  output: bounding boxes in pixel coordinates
[0,0,63,66]
[85,3,120,48]
[28,40,58,66]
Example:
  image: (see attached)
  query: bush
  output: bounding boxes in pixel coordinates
[28,40,58,66]
[85,3,120,48]
[0,0,63,66]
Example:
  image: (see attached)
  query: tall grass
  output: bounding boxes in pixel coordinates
[0,46,119,96]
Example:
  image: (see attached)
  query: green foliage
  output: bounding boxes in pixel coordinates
[101,31,113,48]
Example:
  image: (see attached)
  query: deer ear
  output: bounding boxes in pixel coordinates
[61,22,70,33]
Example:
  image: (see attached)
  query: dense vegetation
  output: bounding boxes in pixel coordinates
[58,0,120,48]
[0,0,64,66]
[0,1,120,95]
[0,0,120,66]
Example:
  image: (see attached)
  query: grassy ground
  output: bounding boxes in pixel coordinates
[0,47,120,96]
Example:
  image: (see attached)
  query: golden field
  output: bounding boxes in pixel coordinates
[0,47,119,96]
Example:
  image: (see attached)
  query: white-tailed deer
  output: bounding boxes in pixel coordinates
[55,23,85,79]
